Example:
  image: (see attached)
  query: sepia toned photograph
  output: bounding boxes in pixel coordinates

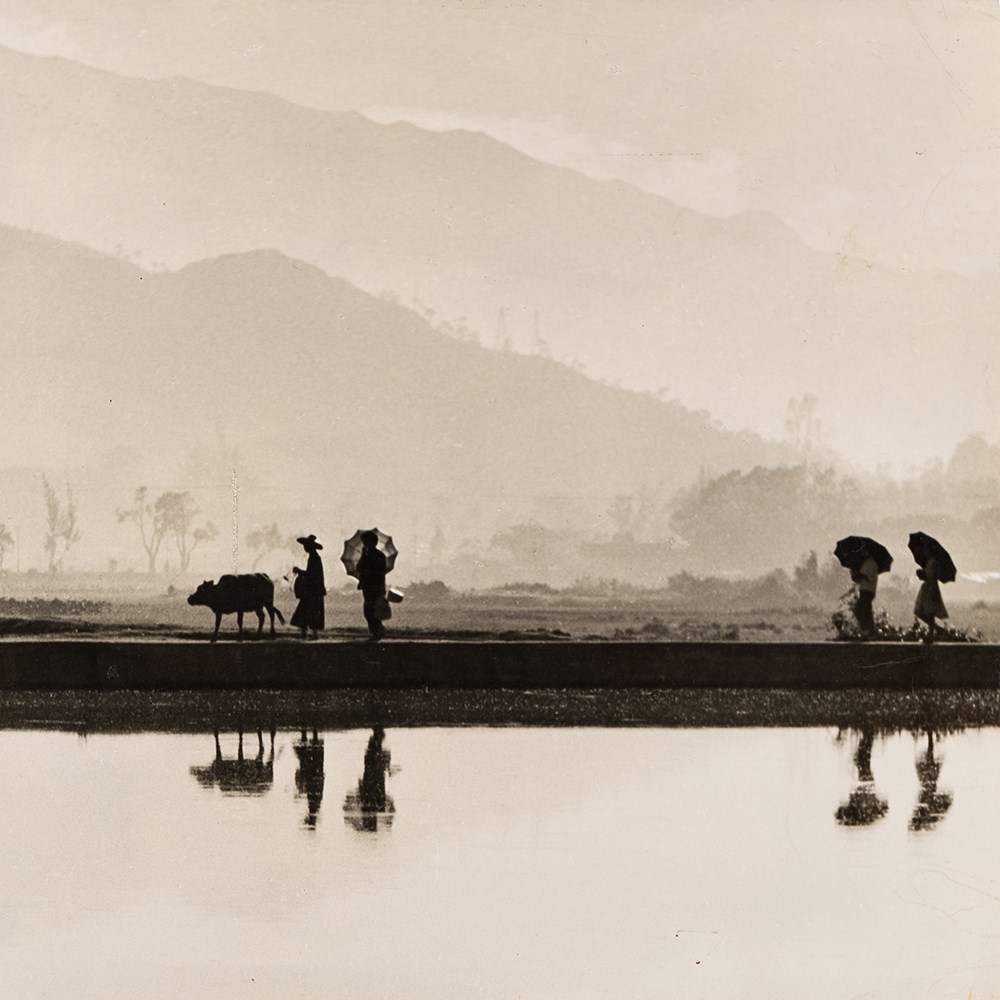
[1,2,999,996]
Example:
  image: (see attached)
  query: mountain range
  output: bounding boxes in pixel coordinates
[3,44,997,467]
[0,223,792,571]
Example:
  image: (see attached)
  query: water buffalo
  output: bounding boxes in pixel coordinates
[187,573,285,641]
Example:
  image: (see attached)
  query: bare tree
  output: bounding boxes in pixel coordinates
[117,486,168,574]
[0,523,13,573]
[42,477,81,573]
[155,491,217,573]
[246,522,296,570]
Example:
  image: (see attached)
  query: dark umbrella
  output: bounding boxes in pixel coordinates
[340,528,398,579]
[834,536,893,574]
[907,532,957,583]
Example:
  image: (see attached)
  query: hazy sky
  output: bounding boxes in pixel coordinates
[3,0,1000,275]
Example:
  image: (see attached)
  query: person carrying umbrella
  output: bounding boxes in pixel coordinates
[834,536,893,639]
[853,555,880,637]
[909,532,955,643]
[290,534,326,640]
[357,530,389,639]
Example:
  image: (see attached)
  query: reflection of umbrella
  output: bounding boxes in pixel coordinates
[836,784,889,826]
[907,532,957,583]
[834,536,893,574]
[340,528,398,579]
[909,731,953,831]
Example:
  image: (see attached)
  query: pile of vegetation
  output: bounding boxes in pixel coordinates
[829,591,981,643]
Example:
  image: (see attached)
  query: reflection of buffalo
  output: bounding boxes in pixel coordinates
[187,573,285,641]
[344,727,395,832]
[190,729,275,795]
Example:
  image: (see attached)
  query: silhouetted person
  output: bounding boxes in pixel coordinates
[343,726,395,832]
[190,727,275,796]
[290,534,326,639]
[914,555,949,643]
[835,728,888,827]
[356,531,387,639]
[294,729,326,829]
[909,729,953,831]
[850,555,879,637]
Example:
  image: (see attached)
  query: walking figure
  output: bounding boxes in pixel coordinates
[834,536,892,640]
[357,530,388,640]
[851,554,879,637]
[290,534,326,639]
[908,532,956,644]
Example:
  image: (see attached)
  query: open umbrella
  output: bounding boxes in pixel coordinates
[340,528,398,579]
[834,536,893,574]
[907,532,957,583]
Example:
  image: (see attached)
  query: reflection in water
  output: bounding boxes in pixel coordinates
[6,725,1000,1000]
[190,728,275,796]
[294,730,326,829]
[343,726,395,832]
[180,722,958,841]
[835,728,889,827]
[910,729,953,831]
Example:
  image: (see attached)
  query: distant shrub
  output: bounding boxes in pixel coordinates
[404,580,453,601]
[0,596,111,617]
[666,569,797,610]
[613,617,741,641]
[566,577,643,597]
[484,581,557,596]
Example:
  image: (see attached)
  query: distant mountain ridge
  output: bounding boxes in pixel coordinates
[3,43,997,465]
[0,223,795,570]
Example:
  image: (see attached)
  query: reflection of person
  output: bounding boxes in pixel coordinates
[344,726,395,832]
[359,725,390,811]
[850,555,879,637]
[835,728,888,827]
[290,534,326,639]
[294,730,326,829]
[909,729,953,831]
[914,555,948,642]
[356,531,388,639]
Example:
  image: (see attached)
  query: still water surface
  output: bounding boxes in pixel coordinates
[1,725,999,999]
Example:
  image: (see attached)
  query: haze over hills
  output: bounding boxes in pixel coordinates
[0,223,795,572]
[3,44,997,469]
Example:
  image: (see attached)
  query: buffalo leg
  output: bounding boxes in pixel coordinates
[213,613,222,642]
[237,610,244,640]
[255,608,265,637]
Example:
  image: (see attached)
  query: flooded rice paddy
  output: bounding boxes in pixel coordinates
[1,719,998,999]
